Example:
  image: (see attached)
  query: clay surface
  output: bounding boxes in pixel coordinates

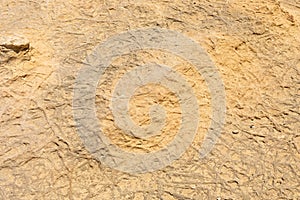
[0,0,299,199]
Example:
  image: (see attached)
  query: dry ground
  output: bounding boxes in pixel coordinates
[0,0,299,199]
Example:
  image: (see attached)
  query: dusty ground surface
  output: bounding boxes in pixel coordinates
[0,0,300,199]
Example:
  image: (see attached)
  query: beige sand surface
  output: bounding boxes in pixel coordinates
[0,0,299,199]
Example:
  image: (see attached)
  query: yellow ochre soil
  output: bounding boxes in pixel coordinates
[0,0,299,199]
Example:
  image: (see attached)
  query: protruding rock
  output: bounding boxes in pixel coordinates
[0,35,30,53]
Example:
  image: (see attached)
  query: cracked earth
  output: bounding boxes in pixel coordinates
[0,0,299,199]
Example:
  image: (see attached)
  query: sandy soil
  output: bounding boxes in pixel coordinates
[0,0,299,199]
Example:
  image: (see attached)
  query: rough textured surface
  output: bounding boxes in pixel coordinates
[0,0,299,199]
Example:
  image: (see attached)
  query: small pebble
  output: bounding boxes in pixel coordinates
[232,130,239,134]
